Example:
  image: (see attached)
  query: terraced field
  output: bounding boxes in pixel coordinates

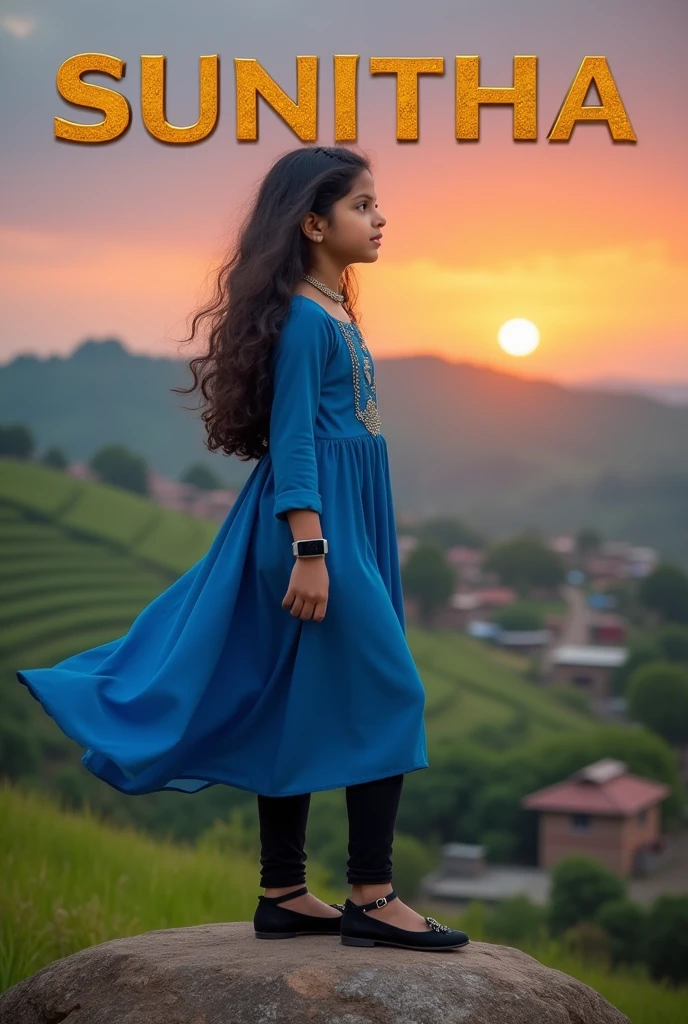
[0,456,591,760]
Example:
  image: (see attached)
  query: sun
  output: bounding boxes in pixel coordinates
[498,319,540,357]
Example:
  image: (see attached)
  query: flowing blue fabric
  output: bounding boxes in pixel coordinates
[16,294,429,797]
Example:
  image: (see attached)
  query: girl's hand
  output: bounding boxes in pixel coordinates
[282,556,329,621]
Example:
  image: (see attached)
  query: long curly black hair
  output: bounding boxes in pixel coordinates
[171,144,372,462]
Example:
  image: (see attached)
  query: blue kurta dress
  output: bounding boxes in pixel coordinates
[16,293,429,797]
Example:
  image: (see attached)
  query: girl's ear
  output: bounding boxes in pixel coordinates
[300,212,323,244]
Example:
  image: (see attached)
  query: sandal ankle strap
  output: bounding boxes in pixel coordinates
[260,885,308,904]
[347,889,398,913]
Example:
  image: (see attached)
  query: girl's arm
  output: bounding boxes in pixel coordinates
[269,304,331,524]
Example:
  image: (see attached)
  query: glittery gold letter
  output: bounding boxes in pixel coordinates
[141,55,218,143]
[548,56,637,142]
[334,55,359,142]
[235,57,318,141]
[456,56,537,140]
[369,58,444,140]
[55,53,131,143]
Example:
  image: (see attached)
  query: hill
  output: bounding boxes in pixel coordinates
[2,338,688,562]
[0,780,331,991]
[0,457,592,843]
[2,783,685,1024]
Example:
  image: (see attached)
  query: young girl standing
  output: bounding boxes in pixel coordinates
[16,145,469,952]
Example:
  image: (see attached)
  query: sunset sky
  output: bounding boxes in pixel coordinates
[1,0,686,384]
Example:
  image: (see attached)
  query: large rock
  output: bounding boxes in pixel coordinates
[0,922,630,1024]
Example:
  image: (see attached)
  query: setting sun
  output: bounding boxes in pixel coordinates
[498,319,540,357]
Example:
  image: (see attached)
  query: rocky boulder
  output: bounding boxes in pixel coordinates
[0,921,631,1023]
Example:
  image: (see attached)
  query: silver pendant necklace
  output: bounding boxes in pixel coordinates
[302,273,345,302]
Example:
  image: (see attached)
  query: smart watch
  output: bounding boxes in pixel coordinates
[292,537,328,558]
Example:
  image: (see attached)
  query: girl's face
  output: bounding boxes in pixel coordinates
[329,169,386,266]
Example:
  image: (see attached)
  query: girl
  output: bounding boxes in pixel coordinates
[16,144,469,952]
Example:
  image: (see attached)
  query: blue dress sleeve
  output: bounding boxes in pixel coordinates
[269,303,332,521]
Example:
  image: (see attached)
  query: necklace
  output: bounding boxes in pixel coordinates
[302,273,345,302]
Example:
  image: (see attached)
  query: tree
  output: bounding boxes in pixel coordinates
[644,894,688,985]
[547,854,626,936]
[401,542,456,627]
[575,526,602,557]
[181,463,224,491]
[41,446,68,470]
[656,623,688,663]
[0,424,35,458]
[89,444,149,495]
[638,562,688,625]
[494,603,545,631]
[483,536,566,594]
[413,517,486,550]
[609,639,661,697]
[626,661,688,745]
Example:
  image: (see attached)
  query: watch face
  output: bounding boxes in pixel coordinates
[298,539,324,556]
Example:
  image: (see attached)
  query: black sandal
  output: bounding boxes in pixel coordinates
[340,889,470,951]
[254,885,345,939]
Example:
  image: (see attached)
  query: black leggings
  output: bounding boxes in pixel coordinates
[256,772,405,888]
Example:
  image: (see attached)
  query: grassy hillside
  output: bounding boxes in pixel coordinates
[0,456,218,576]
[409,626,593,744]
[1,456,596,850]
[0,781,332,991]
[2,783,686,1022]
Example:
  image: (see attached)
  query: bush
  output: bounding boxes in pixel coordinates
[388,832,436,900]
[595,898,648,966]
[480,828,518,863]
[548,685,593,715]
[0,721,40,779]
[644,894,688,986]
[548,855,626,937]
[52,767,92,811]
[495,604,544,631]
[196,807,260,861]
[485,894,548,945]
[562,920,612,968]
[626,661,688,745]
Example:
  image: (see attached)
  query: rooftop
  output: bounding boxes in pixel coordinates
[521,757,670,816]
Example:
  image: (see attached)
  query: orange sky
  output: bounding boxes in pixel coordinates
[1,1,686,384]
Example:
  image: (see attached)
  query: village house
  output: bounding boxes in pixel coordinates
[495,627,551,655]
[419,842,550,907]
[147,469,236,522]
[409,586,517,630]
[521,758,671,878]
[546,644,626,707]
[587,611,627,646]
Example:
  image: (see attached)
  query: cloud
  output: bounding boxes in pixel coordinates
[0,14,37,37]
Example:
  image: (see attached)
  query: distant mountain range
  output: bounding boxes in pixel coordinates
[570,377,688,407]
[2,338,687,564]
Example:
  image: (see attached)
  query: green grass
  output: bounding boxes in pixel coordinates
[0,457,218,574]
[2,783,687,1022]
[0,781,332,992]
[408,626,593,743]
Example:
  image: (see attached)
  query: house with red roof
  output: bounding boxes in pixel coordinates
[521,757,670,877]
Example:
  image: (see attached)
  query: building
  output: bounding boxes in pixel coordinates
[588,612,627,645]
[521,758,671,878]
[419,842,550,907]
[547,644,626,706]
[147,469,236,522]
[496,628,552,654]
[428,587,517,630]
